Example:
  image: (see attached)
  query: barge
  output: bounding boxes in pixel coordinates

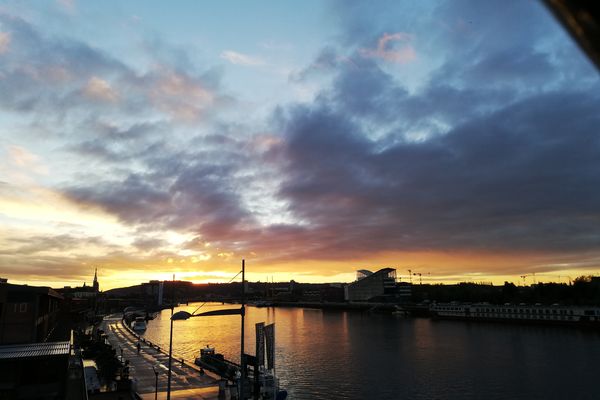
[431,303,600,326]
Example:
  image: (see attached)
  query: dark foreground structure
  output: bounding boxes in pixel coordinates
[0,282,63,345]
[0,341,72,399]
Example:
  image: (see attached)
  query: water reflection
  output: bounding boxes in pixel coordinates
[143,303,600,400]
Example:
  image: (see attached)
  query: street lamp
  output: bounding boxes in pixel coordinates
[152,363,160,400]
[167,274,175,400]
[168,307,244,398]
[168,260,247,399]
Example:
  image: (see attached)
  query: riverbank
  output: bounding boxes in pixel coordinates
[102,315,221,399]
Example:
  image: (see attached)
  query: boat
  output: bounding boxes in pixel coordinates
[392,305,408,316]
[193,261,287,399]
[194,345,239,381]
[430,303,600,326]
[195,345,286,399]
[131,316,147,332]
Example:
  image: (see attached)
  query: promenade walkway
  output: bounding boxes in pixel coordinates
[102,316,222,400]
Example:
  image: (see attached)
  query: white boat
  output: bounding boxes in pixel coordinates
[430,303,600,325]
[131,316,147,332]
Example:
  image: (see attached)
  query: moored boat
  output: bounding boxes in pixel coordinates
[194,345,287,399]
[430,303,600,326]
[194,345,239,381]
[131,316,147,332]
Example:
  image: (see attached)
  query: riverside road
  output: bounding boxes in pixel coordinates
[102,315,222,399]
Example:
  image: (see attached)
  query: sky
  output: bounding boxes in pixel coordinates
[1,0,599,290]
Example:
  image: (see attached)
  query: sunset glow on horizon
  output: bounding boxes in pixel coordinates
[1,1,599,290]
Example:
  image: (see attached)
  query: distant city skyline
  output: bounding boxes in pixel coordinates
[1,1,599,290]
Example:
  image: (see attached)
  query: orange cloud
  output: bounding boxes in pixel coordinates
[0,31,10,54]
[83,76,119,102]
[149,68,214,121]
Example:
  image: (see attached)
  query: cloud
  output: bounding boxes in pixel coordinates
[3,233,108,255]
[132,237,168,251]
[265,0,600,265]
[359,32,416,64]
[144,67,216,121]
[0,13,227,123]
[0,31,10,54]
[2,0,600,286]
[83,76,118,102]
[8,145,38,167]
[5,145,48,175]
[53,0,600,272]
[289,46,358,82]
[220,50,265,66]
[62,135,258,244]
[56,0,76,14]
[273,84,600,259]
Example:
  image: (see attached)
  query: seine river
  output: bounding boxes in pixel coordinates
[143,303,599,400]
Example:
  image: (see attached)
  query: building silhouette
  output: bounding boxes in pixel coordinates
[0,280,63,344]
[345,268,398,301]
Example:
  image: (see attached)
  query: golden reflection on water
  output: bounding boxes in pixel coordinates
[142,303,352,369]
[141,302,600,400]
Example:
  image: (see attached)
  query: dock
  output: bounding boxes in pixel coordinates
[101,316,222,399]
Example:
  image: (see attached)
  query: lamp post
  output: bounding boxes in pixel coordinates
[170,260,247,398]
[167,274,175,400]
[152,363,159,400]
[241,259,246,400]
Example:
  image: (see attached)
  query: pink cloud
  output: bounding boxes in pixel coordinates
[360,32,416,64]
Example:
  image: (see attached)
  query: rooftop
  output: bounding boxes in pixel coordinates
[0,341,70,359]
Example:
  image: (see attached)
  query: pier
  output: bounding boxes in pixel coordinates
[102,315,221,399]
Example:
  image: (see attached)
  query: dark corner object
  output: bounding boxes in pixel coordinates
[545,0,600,71]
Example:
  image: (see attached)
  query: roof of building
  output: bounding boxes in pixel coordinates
[1,282,64,300]
[350,267,396,286]
[0,341,70,359]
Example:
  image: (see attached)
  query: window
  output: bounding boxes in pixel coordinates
[19,303,27,312]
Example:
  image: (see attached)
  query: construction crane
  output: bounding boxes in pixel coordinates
[520,273,537,285]
[412,272,430,285]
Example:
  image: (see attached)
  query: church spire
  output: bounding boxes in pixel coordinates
[93,268,99,292]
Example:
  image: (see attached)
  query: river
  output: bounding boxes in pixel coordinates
[142,303,600,399]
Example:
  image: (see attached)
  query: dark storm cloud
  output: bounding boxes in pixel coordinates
[69,121,168,162]
[66,173,173,225]
[271,0,600,261]
[63,136,261,249]
[289,46,344,82]
[276,82,600,256]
